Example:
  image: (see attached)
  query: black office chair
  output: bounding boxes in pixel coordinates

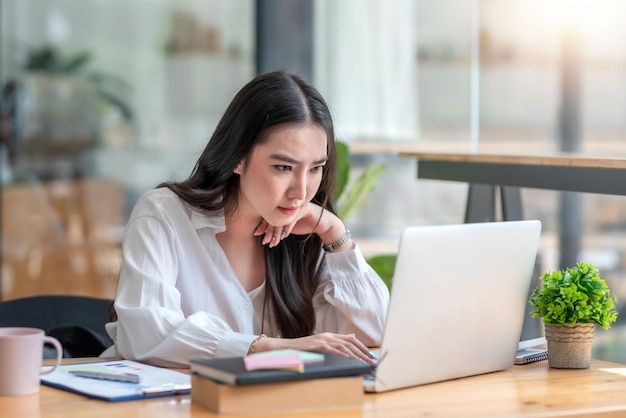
[0,295,114,358]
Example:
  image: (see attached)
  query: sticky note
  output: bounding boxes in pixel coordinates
[243,353,304,372]
[249,349,325,364]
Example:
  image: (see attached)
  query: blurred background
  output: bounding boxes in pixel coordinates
[2,0,626,362]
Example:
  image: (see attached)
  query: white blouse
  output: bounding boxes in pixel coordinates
[103,188,389,367]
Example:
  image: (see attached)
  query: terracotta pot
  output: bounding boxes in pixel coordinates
[544,323,595,369]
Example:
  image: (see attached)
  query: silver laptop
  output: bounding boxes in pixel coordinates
[364,220,542,393]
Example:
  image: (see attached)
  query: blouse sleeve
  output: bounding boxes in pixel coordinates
[313,244,390,347]
[111,214,256,368]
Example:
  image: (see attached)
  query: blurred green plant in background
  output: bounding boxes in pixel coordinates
[23,45,134,123]
[334,141,396,290]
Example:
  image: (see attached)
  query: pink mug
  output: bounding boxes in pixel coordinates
[0,327,63,396]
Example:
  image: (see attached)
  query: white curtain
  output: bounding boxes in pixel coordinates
[314,0,419,142]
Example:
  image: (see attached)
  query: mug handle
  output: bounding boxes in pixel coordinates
[40,336,63,375]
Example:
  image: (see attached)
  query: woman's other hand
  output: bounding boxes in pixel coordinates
[250,332,377,366]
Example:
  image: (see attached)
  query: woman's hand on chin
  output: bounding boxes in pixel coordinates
[254,220,287,248]
[254,202,345,247]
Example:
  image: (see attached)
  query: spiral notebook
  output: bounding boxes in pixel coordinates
[515,349,548,365]
[515,337,548,364]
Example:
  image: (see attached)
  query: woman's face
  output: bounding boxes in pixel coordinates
[236,123,328,226]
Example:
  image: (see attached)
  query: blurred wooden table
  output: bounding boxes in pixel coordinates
[3,359,626,417]
[399,148,626,222]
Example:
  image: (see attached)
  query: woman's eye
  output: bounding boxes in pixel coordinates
[276,165,292,172]
[311,165,324,174]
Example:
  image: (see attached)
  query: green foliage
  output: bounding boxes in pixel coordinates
[333,141,395,290]
[25,47,91,73]
[337,162,386,221]
[529,261,618,330]
[334,141,386,221]
[366,254,396,290]
[333,141,350,203]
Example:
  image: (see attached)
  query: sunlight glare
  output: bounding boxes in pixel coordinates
[550,0,626,58]
[600,368,626,377]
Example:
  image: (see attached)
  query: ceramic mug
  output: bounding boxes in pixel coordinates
[0,327,63,396]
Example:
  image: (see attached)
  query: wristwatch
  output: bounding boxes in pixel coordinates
[323,229,351,251]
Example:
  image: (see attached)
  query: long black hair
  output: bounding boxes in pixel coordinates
[160,71,338,337]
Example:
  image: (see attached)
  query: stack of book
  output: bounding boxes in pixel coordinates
[190,349,372,415]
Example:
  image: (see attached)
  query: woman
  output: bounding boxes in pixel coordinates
[103,71,389,367]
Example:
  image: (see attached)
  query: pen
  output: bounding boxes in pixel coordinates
[141,383,191,396]
[69,370,141,384]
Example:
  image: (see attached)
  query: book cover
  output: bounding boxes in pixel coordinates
[190,351,372,386]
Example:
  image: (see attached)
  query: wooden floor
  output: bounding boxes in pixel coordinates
[1,178,124,301]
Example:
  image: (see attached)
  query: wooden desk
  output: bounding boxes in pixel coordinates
[400,149,626,222]
[3,359,626,417]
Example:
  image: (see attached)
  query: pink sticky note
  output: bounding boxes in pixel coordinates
[243,353,303,372]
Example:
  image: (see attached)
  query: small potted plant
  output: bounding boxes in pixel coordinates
[529,261,618,369]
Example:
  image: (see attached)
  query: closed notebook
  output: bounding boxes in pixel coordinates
[190,351,372,386]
